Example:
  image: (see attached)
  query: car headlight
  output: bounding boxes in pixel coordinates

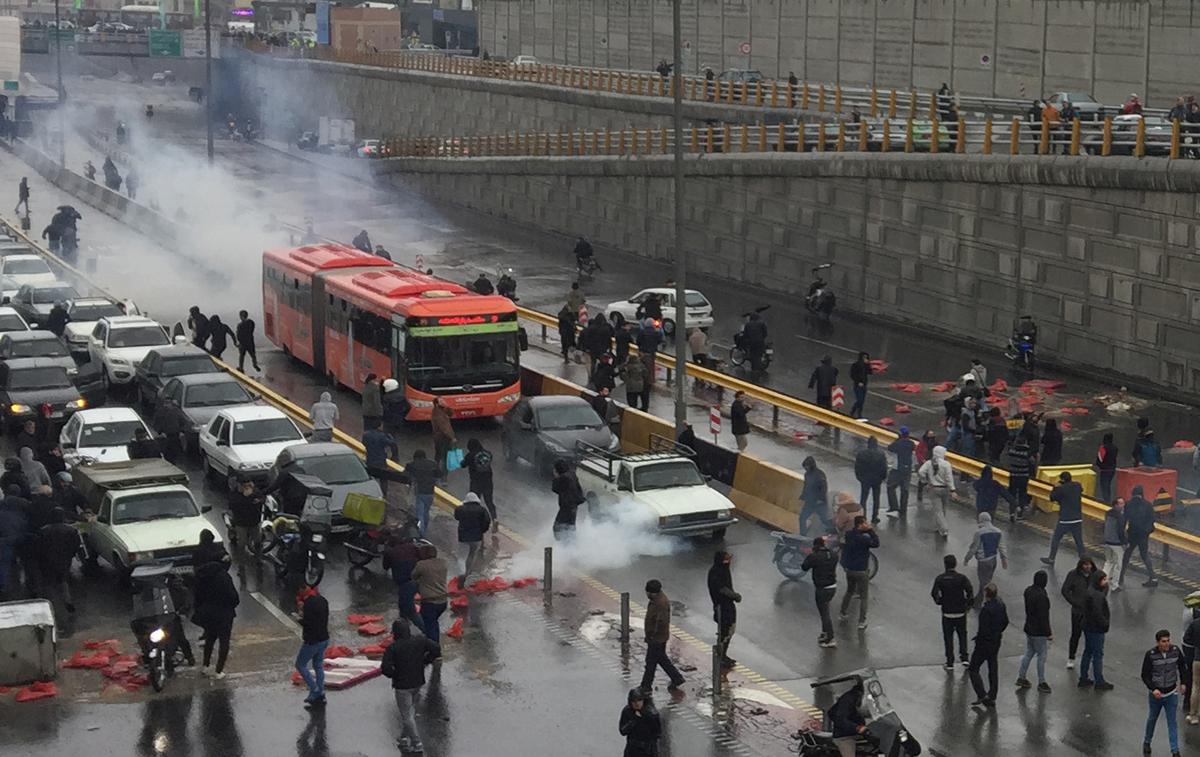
[148,627,166,644]
[409,399,433,408]
[9,403,30,414]
[497,391,521,404]
[67,367,78,376]
[108,357,130,366]
[716,509,732,520]
[67,399,86,409]
[237,461,271,471]
[658,515,680,527]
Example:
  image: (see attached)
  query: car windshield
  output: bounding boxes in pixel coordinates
[1066,93,1096,104]
[232,417,301,445]
[0,314,25,332]
[535,402,603,431]
[112,490,199,524]
[80,420,144,446]
[108,325,168,348]
[7,366,72,389]
[69,302,123,321]
[685,292,708,307]
[286,454,369,485]
[185,381,252,407]
[31,286,78,304]
[9,338,68,358]
[406,331,519,387]
[4,259,51,275]
[163,355,218,377]
[633,460,706,490]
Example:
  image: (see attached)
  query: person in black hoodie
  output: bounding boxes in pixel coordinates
[707,550,741,668]
[206,314,237,360]
[801,536,839,648]
[235,310,261,372]
[1095,433,1118,503]
[381,619,441,754]
[968,583,1009,709]
[829,682,868,755]
[462,438,497,528]
[848,352,871,417]
[550,460,583,541]
[1079,570,1113,690]
[808,355,838,409]
[731,391,751,451]
[854,436,887,523]
[1040,418,1064,465]
[453,492,491,586]
[798,456,832,536]
[619,687,662,757]
[931,554,974,669]
[1061,557,1095,669]
[36,507,78,618]
[192,560,239,678]
[1121,484,1159,588]
[1016,570,1053,692]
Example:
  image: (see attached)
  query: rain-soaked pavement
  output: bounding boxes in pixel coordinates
[2,76,1200,755]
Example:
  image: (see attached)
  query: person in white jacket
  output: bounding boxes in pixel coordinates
[918,445,956,538]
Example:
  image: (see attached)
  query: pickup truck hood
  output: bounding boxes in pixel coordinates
[113,516,219,553]
[633,485,734,517]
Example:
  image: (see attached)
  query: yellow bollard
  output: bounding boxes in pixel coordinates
[817,122,826,152]
[983,118,993,155]
[1101,117,1112,156]
[1070,119,1081,156]
[1039,119,1050,155]
[930,117,940,153]
[725,81,734,104]
[661,127,668,153]
[723,123,732,151]
[770,81,778,108]
[1171,118,1181,159]
[630,129,638,155]
[1135,117,1146,158]
[869,87,877,118]
[740,125,748,152]
[888,89,897,119]
[909,89,917,119]
[603,129,612,155]
[1010,117,1020,155]
[755,82,763,106]
[706,125,715,153]
[617,129,626,155]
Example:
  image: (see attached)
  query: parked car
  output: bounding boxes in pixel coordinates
[501,395,618,475]
[0,330,76,376]
[0,306,30,335]
[269,442,382,534]
[198,405,307,489]
[0,254,57,300]
[8,282,80,324]
[59,407,153,467]
[61,298,125,358]
[87,315,171,386]
[135,343,219,410]
[153,373,258,452]
[354,139,383,158]
[297,131,319,151]
[0,358,87,432]
[604,287,714,337]
[718,69,765,84]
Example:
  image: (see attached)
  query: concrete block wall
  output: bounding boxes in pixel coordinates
[478,0,1200,106]
[374,154,1200,398]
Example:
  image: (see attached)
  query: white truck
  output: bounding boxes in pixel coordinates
[74,459,219,577]
[319,116,356,153]
[575,436,737,539]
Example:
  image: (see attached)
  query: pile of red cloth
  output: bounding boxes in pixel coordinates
[14,681,58,702]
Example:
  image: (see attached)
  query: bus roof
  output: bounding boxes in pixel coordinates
[264,244,393,276]
[325,267,518,318]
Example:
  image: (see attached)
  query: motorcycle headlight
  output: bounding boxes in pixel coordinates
[149,627,166,643]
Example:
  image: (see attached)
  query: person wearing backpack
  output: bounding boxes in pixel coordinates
[463,438,497,531]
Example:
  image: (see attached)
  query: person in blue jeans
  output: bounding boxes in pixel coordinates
[798,456,833,536]
[1143,629,1188,757]
[401,449,439,537]
[1015,570,1053,693]
[1042,471,1085,565]
[411,544,449,644]
[295,587,330,708]
[1078,571,1113,690]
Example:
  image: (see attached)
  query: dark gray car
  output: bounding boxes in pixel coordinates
[0,358,86,432]
[501,395,619,475]
[152,373,258,451]
[0,330,76,377]
[135,343,220,410]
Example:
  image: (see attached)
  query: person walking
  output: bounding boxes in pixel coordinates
[1103,497,1127,592]
[551,460,583,540]
[973,465,1014,519]
[1143,629,1188,757]
[619,688,662,757]
[402,450,439,537]
[192,560,239,679]
[640,579,685,692]
[206,315,237,360]
[854,437,887,523]
[1007,433,1034,520]
[1062,557,1095,669]
[35,507,78,620]
[235,310,260,372]
[294,586,330,707]
[1122,485,1159,588]
[838,516,879,630]
[381,619,441,755]
[1016,570,1053,693]
[707,550,741,669]
[411,544,448,644]
[968,583,1009,710]
[964,512,1007,606]
[362,374,383,430]
[453,492,491,586]
[308,391,338,442]
[801,536,839,648]
[918,445,955,538]
[463,439,497,529]
[430,398,456,477]
[1042,472,1085,564]
[1079,571,1113,691]
[848,352,871,417]
[363,421,401,493]
[798,456,832,536]
[808,355,838,410]
[931,554,973,670]
[557,304,577,364]
[382,534,421,624]
[886,427,917,519]
[620,353,649,411]
[730,391,751,451]
[15,177,29,216]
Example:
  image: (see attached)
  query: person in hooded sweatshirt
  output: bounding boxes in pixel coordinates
[1040,418,1064,466]
[854,436,888,523]
[918,445,956,537]
[1006,433,1034,520]
[192,559,239,678]
[808,355,838,409]
[886,427,917,518]
[551,460,583,541]
[619,687,662,757]
[453,492,491,586]
[206,315,237,359]
[803,536,840,648]
[964,512,1008,606]
[1121,484,1158,588]
[798,456,832,535]
[308,391,339,442]
[707,550,741,668]
[1103,497,1127,592]
[1095,433,1119,503]
[18,447,51,491]
[932,554,974,669]
[1061,557,1095,669]
[1079,570,1114,690]
[381,619,441,754]
[973,465,1014,519]
[1016,570,1053,693]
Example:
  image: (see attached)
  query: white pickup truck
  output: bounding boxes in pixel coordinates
[73,459,219,577]
[575,436,737,539]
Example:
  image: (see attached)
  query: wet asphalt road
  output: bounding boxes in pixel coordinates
[2,80,1200,755]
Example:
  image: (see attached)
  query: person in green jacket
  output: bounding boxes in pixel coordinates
[620,353,648,410]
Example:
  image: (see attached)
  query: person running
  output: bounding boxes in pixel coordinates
[1122,485,1159,588]
[381,620,441,754]
[931,554,973,670]
[640,579,685,693]
[235,310,261,372]
[969,583,1009,710]
[707,550,741,669]
[1062,558,1095,670]
[402,450,439,538]
[802,536,839,648]
[1079,571,1113,691]
[964,512,1007,607]
[295,586,330,708]
[918,445,955,537]
[1143,629,1188,757]
[838,516,879,630]
[1016,570,1053,693]
[411,544,448,644]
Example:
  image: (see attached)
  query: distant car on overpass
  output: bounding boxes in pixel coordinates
[718,69,764,84]
[1044,91,1105,121]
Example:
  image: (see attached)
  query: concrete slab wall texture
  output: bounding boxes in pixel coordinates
[374,154,1200,398]
[477,0,1197,106]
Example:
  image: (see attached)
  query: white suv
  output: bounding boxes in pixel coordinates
[88,315,171,386]
[199,405,307,489]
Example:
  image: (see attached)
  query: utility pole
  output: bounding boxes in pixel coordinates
[54,0,64,168]
[204,0,213,162]
[671,0,687,435]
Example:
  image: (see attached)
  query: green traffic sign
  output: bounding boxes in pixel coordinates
[148,29,181,57]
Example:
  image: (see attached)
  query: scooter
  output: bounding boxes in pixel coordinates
[771,531,878,581]
[805,264,836,318]
[129,564,185,692]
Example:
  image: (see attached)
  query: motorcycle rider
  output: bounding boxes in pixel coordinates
[472,272,494,295]
[1010,316,1038,356]
[497,270,518,300]
[574,236,600,272]
[740,312,768,371]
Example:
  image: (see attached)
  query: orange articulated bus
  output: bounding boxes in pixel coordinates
[262,243,522,420]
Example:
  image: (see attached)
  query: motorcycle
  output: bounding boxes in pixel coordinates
[806,264,836,318]
[260,512,326,587]
[497,268,519,302]
[345,515,422,570]
[771,531,878,581]
[1004,316,1037,372]
[576,254,601,279]
[799,669,922,756]
[129,564,185,692]
[729,306,773,371]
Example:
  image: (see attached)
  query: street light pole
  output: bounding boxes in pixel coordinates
[204,0,213,162]
[54,0,64,168]
[671,0,687,435]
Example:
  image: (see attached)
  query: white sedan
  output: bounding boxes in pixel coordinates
[604,288,714,336]
[199,405,307,489]
[0,254,57,300]
[59,407,153,467]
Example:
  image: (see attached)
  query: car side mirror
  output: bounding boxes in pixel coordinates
[201,505,212,513]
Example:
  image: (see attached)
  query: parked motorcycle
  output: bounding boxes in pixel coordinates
[1004,315,1037,372]
[805,264,836,318]
[771,531,878,581]
[260,512,326,586]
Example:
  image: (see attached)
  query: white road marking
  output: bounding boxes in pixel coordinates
[251,591,303,638]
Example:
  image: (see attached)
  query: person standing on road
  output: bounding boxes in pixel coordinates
[453,492,490,586]
[688,327,708,372]
[730,391,751,451]
[838,516,879,630]
[463,439,497,529]
[636,318,662,386]
[708,551,741,669]
[798,456,833,536]
[808,355,838,410]
[802,536,840,648]
[886,427,917,519]
[964,512,1007,606]
[1095,433,1119,503]
[848,352,871,417]
[1079,571,1113,691]
[430,398,456,478]
[205,315,236,360]
[228,480,264,564]
[1122,485,1159,588]
[932,554,973,670]
[36,507,78,619]
[412,544,448,644]
[1041,419,1064,466]
[401,449,438,537]
[854,437,887,523]
[620,352,649,411]
[1143,629,1188,757]
[558,305,577,364]
[1062,557,1095,669]
[192,560,238,679]
[381,619,441,755]
[959,398,980,459]
[551,460,583,541]
[295,586,330,708]
[566,281,587,316]
[619,688,662,757]
[309,392,338,442]
[640,579,685,693]
[1016,570,1053,693]
[969,583,1009,710]
[615,318,634,366]
[1103,497,1128,592]
[1042,472,1085,564]
[235,311,260,373]
[362,420,401,492]
[1007,433,1034,520]
[918,445,955,538]
[361,374,383,431]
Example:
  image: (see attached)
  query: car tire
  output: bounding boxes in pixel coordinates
[711,527,728,541]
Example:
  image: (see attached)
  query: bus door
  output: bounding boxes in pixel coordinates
[390,317,407,385]
[310,272,328,377]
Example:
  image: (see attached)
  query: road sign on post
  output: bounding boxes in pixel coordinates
[709,405,720,441]
[738,41,751,55]
[832,385,845,409]
[148,29,181,57]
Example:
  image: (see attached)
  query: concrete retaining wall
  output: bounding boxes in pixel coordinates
[375,152,1200,397]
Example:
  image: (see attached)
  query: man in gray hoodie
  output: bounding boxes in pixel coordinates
[918,445,956,537]
[308,391,339,442]
[964,512,1007,607]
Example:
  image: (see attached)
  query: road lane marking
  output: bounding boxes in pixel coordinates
[251,591,303,637]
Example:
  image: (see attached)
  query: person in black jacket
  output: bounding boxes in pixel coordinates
[1095,432,1118,503]
[707,550,741,668]
[462,438,497,528]
[1079,571,1113,690]
[235,310,260,372]
[557,305,577,363]
[227,480,263,563]
[731,391,751,451]
[36,507,78,618]
[1040,418,1063,466]
[295,587,330,707]
[1142,629,1188,755]
[381,619,441,754]
[854,436,888,523]
[453,492,491,586]
[194,528,230,569]
[192,560,239,678]
[808,355,838,409]
[848,352,871,417]
[614,319,634,366]
[1042,471,1085,564]
[206,314,237,360]
[1016,570,1053,692]
[802,536,839,648]
[968,583,1009,709]
[1061,557,1094,669]
[829,682,868,755]
[187,306,210,350]
[1121,485,1159,588]
[619,687,662,757]
[550,461,583,541]
[931,554,973,669]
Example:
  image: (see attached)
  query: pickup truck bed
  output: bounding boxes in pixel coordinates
[74,459,189,502]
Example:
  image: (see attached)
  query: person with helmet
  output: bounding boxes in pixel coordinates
[618,687,662,756]
[381,377,408,431]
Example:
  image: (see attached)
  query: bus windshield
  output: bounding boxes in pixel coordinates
[405,332,519,390]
